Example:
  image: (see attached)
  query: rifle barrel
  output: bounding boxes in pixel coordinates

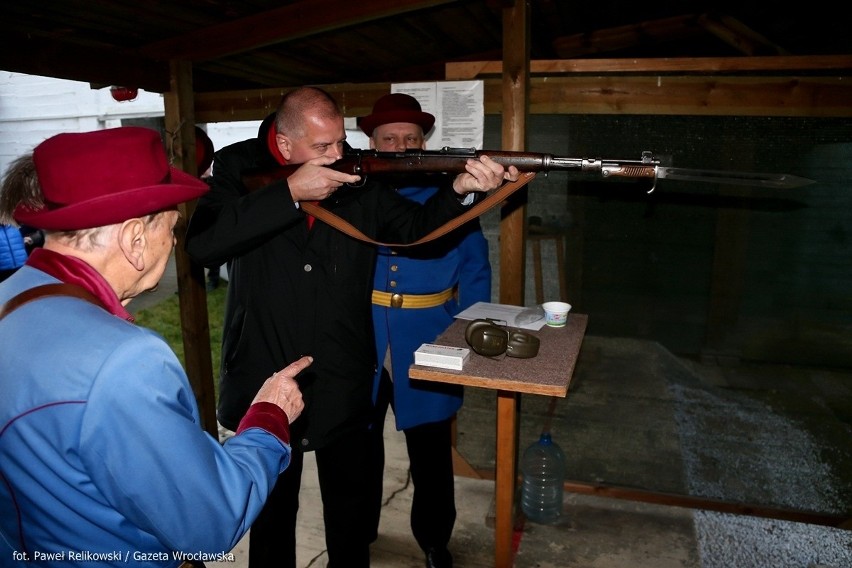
[240,148,810,191]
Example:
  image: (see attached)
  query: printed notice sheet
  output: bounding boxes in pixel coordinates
[454,302,547,331]
[392,81,484,150]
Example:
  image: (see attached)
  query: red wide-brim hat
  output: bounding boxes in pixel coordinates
[15,126,209,231]
[357,93,435,137]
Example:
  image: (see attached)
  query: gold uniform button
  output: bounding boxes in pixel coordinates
[390,265,399,272]
[390,293,404,308]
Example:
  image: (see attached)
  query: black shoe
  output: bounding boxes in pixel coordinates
[424,547,452,568]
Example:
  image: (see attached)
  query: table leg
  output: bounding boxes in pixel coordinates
[495,389,520,568]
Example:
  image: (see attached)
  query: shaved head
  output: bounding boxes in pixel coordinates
[275,87,341,138]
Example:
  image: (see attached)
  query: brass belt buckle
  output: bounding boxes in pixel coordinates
[390,293,404,308]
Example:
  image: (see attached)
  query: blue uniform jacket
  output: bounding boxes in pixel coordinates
[372,185,491,430]
[0,267,292,566]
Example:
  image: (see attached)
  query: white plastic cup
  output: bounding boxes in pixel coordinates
[542,301,571,327]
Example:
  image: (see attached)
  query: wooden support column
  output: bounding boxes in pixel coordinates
[163,59,218,437]
[498,1,531,307]
[494,5,530,568]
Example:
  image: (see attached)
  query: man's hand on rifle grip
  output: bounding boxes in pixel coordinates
[287,155,361,202]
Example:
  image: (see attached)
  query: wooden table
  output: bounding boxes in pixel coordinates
[409,313,587,568]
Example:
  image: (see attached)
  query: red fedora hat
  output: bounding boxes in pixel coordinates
[15,127,209,231]
[357,93,435,137]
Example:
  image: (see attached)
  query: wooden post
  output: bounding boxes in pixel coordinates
[163,59,218,437]
[499,1,531,307]
[496,5,530,567]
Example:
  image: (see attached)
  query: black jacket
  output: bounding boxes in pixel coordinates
[185,135,469,450]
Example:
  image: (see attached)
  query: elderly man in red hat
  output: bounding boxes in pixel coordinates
[0,126,309,566]
[185,87,517,568]
[359,92,490,568]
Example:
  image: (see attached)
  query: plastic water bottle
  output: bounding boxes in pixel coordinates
[520,432,566,524]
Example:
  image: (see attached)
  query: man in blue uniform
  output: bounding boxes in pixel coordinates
[360,93,492,568]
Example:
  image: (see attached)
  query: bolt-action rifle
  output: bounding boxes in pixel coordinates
[241,147,814,192]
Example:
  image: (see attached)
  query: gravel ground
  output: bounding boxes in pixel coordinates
[670,357,851,568]
[694,511,851,568]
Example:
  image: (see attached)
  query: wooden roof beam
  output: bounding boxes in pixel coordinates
[445,55,852,78]
[0,31,169,93]
[551,13,789,59]
[697,14,789,56]
[141,0,456,62]
[552,14,707,58]
[194,73,852,122]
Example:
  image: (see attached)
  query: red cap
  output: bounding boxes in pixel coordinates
[15,127,209,231]
[357,93,435,137]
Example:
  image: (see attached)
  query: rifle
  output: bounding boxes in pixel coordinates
[242,147,814,193]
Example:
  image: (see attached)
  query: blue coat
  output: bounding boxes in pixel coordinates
[372,185,491,430]
[0,225,27,270]
[0,267,292,566]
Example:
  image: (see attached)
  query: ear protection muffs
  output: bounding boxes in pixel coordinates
[464,319,540,359]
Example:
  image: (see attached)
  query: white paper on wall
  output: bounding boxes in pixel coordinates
[392,81,484,150]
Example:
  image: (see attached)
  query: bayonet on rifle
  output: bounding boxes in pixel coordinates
[589,151,815,192]
[241,147,815,193]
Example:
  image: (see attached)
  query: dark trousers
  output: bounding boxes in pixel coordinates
[367,369,457,553]
[249,426,372,568]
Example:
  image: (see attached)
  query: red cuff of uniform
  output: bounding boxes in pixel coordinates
[236,402,291,445]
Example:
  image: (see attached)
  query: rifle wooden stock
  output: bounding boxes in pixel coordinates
[241,147,660,191]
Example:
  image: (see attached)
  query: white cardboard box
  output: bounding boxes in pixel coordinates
[414,343,470,371]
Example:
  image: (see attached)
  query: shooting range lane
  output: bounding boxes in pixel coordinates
[456,334,851,567]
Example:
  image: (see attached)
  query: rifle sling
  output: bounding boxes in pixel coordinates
[0,283,102,322]
[301,172,536,247]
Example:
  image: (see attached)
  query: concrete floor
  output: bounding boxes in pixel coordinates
[205,387,852,568]
[133,257,851,568]
[206,414,705,568]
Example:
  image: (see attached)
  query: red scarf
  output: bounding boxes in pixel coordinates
[26,248,134,322]
[266,122,316,229]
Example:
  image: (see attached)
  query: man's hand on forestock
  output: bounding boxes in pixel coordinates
[286,156,361,203]
[452,154,520,196]
[252,356,311,423]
